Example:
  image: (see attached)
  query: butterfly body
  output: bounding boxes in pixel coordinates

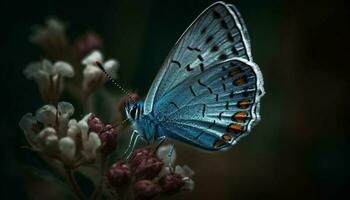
[125,2,265,151]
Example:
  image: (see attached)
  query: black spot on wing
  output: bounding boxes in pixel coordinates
[187,46,201,52]
[227,33,234,42]
[206,35,214,43]
[208,120,216,128]
[201,27,207,34]
[211,45,219,52]
[213,10,221,19]
[218,111,224,120]
[232,46,238,55]
[202,104,206,117]
[197,55,204,62]
[219,54,228,60]
[170,60,181,68]
[189,86,196,96]
[186,64,193,71]
[200,63,204,72]
[170,102,179,109]
[221,20,228,29]
[198,79,213,94]
[225,101,229,110]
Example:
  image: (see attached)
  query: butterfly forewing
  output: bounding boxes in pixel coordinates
[144,2,252,115]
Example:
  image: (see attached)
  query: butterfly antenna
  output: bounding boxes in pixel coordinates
[95,61,136,104]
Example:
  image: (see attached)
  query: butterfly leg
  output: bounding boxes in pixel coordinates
[154,136,167,153]
[167,144,175,168]
[122,130,140,160]
[125,134,140,161]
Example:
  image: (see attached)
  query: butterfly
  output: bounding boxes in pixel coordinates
[114,1,264,151]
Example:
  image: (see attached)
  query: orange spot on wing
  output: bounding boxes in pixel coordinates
[234,76,247,86]
[222,134,232,141]
[214,139,227,148]
[227,123,242,134]
[237,99,250,109]
[232,111,247,122]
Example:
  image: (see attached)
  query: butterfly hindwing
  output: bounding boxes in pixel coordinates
[144,2,253,115]
[153,58,263,150]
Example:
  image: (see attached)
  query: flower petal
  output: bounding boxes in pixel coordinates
[19,113,38,145]
[156,145,176,166]
[183,178,195,191]
[52,61,74,77]
[82,50,103,65]
[19,113,37,134]
[35,127,57,148]
[87,132,101,151]
[104,59,118,79]
[81,132,101,160]
[59,137,76,162]
[67,119,80,138]
[57,102,74,119]
[36,104,57,126]
[23,61,42,79]
[46,18,65,32]
[181,165,195,177]
[41,59,53,74]
[78,113,91,136]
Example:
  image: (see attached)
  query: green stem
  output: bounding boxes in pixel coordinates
[65,167,85,200]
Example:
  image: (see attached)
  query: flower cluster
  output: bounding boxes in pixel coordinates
[107,145,194,200]
[19,102,101,167]
[19,17,194,200]
[24,59,74,103]
[82,51,119,95]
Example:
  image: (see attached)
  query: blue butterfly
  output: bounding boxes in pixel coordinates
[122,1,264,151]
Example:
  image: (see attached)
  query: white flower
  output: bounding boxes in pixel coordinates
[24,59,74,102]
[35,104,56,126]
[67,119,80,138]
[175,165,195,177]
[35,102,74,136]
[78,113,101,160]
[19,102,101,167]
[19,113,39,148]
[29,18,68,50]
[156,144,176,166]
[59,137,76,164]
[175,165,195,191]
[82,50,119,94]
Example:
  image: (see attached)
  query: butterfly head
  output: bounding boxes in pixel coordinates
[125,101,143,121]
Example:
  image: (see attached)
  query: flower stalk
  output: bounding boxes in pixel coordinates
[65,167,86,200]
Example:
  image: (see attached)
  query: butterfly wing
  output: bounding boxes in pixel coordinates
[153,58,264,150]
[144,2,253,115]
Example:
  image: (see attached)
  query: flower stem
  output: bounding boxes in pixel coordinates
[65,167,85,200]
[90,154,108,200]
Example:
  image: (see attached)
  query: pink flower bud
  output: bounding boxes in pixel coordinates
[107,161,131,187]
[133,156,163,180]
[99,124,117,154]
[129,146,153,170]
[134,180,161,200]
[88,114,104,133]
[159,173,185,195]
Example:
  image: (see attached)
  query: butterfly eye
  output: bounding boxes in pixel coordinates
[130,106,137,119]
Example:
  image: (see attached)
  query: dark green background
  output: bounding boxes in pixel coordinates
[1,0,349,199]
